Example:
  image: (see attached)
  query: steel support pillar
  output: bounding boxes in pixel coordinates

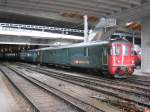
[84,15,88,42]
[141,16,150,73]
[132,31,135,46]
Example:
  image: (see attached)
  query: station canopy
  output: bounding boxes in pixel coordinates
[0,0,149,31]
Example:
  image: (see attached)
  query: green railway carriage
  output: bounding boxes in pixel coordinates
[35,41,109,70]
[4,53,18,61]
[0,53,4,60]
[20,50,39,63]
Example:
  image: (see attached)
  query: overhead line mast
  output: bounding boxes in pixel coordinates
[84,15,88,42]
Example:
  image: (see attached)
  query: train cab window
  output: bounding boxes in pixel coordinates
[134,51,137,55]
[84,47,89,57]
[131,48,135,56]
[112,46,121,56]
[122,45,128,56]
[138,51,141,56]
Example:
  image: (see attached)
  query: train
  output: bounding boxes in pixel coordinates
[134,46,141,67]
[19,39,135,78]
[0,53,19,61]
[111,33,141,68]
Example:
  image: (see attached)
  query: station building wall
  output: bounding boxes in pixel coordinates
[141,16,150,73]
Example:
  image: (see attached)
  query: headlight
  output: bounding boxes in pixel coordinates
[131,60,134,64]
[116,60,120,64]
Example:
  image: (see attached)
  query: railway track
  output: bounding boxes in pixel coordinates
[123,76,150,86]
[17,62,150,88]
[0,65,107,112]
[16,62,150,93]
[9,63,150,111]
[21,65,150,98]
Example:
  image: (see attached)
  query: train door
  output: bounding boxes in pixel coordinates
[33,52,37,62]
[39,51,43,64]
[102,47,108,65]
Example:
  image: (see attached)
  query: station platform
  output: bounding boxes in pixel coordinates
[0,72,21,112]
[133,69,150,77]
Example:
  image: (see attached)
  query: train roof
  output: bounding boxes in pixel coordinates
[28,39,131,52]
[111,39,131,44]
[29,41,109,51]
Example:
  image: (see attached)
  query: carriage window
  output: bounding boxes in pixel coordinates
[84,47,89,57]
[52,51,55,55]
[67,49,69,56]
[103,48,107,56]
[112,46,121,56]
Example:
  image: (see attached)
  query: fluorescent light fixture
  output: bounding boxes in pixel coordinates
[0,42,54,45]
[0,27,83,40]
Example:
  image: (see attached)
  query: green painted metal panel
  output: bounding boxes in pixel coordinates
[31,42,109,71]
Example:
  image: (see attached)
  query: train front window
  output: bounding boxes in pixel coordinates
[131,47,135,55]
[111,46,121,56]
[122,45,128,56]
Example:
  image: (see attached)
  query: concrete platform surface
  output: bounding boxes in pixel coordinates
[0,73,21,112]
[133,69,150,77]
